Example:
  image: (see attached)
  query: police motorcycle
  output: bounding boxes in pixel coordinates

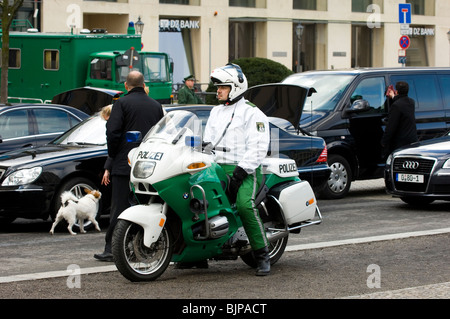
[112,107,322,282]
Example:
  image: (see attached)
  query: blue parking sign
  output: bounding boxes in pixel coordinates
[399,4,412,24]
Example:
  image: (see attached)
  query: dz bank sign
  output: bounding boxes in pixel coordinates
[160,19,200,32]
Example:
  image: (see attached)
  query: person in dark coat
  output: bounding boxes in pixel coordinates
[94,71,164,261]
[381,81,418,159]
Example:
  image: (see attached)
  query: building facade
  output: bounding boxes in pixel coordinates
[17,0,450,85]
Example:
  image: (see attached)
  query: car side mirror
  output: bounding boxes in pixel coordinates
[347,99,370,113]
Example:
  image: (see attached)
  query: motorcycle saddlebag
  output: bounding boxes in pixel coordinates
[269,180,317,225]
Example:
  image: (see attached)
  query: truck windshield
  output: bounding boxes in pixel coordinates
[116,54,169,83]
[283,73,354,111]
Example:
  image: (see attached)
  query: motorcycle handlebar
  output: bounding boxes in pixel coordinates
[202,142,230,153]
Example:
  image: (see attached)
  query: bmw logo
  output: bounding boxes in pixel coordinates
[183,193,189,200]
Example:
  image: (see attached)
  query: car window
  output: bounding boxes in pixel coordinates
[390,74,442,111]
[0,109,29,139]
[54,116,107,145]
[437,74,450,110]
[350,77,387,112]
[33,109,75,134]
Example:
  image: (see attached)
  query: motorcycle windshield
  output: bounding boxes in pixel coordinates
[142,110,202,145]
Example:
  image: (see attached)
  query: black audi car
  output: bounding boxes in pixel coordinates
[384,131,450,205]
[0,84,329,226]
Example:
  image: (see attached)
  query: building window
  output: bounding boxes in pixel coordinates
[159,0,193,4]
[0,49,21,68]
[352,0,384,13]
[409,0,435,16]
[229,22,255,61]
[43,50,59,70]
[293,24,316,72]
[352,26,373,67]
[352,0,372,12]
[293,0,326,10]
[229,0,266,8]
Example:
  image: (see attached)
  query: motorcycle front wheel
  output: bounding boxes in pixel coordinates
[112,220,173,282]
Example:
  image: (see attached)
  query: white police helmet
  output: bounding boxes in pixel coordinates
[210,63,248,102]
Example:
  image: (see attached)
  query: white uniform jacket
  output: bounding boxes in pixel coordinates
[204,97,270,174]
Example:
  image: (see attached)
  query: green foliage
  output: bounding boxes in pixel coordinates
[205,57,293,105]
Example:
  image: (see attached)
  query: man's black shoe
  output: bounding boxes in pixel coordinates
[94,252,114,262]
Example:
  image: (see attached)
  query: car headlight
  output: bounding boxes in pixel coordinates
[133,161,156,179]
[1,167,42,186]
[443,159,450,169]
[385,154,393,166]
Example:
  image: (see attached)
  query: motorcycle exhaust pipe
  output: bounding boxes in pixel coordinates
[266,229,288,243]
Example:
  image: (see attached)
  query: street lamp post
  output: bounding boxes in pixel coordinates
[135,16,145,35]
[296,24,304,73]
[448,30,450,66]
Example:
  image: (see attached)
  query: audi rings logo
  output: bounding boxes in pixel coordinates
[402,161,420,169]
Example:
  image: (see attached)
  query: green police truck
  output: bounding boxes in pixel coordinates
[2,31,173,104]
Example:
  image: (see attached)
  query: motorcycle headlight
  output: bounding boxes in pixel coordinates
[133,161,156,179]
[2,167,42,186]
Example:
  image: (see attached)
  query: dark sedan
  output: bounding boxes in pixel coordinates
[384,131,450,205]
[0,115,110,225]
[0,103,89,154]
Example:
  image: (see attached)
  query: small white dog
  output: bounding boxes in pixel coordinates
[50,188,102,235]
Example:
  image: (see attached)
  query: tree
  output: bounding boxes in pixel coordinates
[1,0,24,104]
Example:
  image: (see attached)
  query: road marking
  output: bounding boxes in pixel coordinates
[0,265,117,283]
[286,227,450,251]
[1,227,449,283]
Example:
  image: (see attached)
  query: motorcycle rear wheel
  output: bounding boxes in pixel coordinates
[112,220,173,282]
[240,234,288,268]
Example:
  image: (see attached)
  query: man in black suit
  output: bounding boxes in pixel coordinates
[381,81,418,159]
[94,71,164,261]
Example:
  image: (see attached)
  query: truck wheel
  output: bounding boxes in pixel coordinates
[320,154,352,199]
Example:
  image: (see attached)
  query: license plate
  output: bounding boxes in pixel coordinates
[396,173,424,183]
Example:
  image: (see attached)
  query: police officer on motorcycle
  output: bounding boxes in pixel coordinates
[204,63,271,276]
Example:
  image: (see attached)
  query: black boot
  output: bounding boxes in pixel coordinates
[254,247,270,276]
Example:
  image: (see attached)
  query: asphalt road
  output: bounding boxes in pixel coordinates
[0,179,449,305]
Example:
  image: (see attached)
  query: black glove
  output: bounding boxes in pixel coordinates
[227,166,248,203]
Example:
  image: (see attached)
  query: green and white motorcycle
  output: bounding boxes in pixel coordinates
[112,110,322,282]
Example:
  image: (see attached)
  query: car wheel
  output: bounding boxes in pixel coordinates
[53,177,102,232]
[319,154,352,199]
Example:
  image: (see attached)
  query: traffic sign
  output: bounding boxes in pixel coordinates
[399,35,410,50]
[399,3,412,24]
